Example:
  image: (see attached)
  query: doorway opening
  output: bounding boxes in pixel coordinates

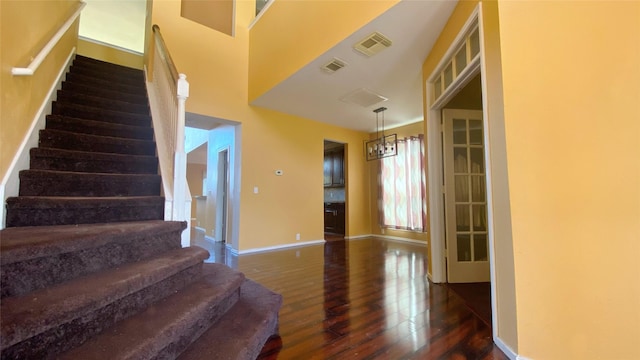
[425,8,496,332]
[442,75,492,325]
[323,140,346,241]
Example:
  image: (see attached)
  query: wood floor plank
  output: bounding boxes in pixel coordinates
[191,232,508,359]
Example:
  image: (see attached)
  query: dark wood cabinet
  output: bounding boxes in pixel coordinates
[324,148,344,187]
[324,202,345,235]
[323,154,332,187]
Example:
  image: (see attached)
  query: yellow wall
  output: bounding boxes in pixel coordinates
[421,0,519,351]
[180,0,233,37]
[248,0,398,102]
[240,107,371,250]
[498,1,640,359]
[369,121,427,243]
[0,0,79,181]
[151,0,251,121]
[151,0,372,251]
[77,38,143,69]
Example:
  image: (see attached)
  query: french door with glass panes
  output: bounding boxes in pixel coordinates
[443,109,490,283]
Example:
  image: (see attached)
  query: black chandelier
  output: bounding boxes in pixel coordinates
[365,107,397,161]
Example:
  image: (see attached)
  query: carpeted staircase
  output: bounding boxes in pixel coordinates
[0,55,281,359]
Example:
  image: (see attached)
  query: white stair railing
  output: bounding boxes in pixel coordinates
[146,25,191,247]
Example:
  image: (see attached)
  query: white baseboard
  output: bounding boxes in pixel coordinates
[344,234,373,240]
[344,233,427,246]
[204,235,215,242]
[376,235,428,246]
[0,47,76,229]
[79,36,143,56]
[495,336,520,360]
[226,244,238,255]
[238,239,325,255]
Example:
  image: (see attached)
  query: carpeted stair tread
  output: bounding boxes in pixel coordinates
[74,55,144,78]
[5,196,164,227]
[68,65,146,87]
[52,101,151,127]
[0,246,209,352]
[30,147,158,174]
[0,221,186,298]
[58,263,246,360]
[39,129,156,156]
[56,90,150,115]
[46,114,154,140]
[69,62,144,83]
[19,169,161,197]
[178,279,283,360]
[0,220,184,265]
[62,81,149,105]
[65,72,147,96]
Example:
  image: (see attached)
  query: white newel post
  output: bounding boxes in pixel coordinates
[175,74,190,247]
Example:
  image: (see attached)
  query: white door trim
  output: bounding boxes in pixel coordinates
[426,6,481,284]
[215,147,231,243]
[425,3,503,343]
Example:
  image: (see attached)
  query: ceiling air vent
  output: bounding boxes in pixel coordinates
[321,58,347,74]
[354,31,392,57]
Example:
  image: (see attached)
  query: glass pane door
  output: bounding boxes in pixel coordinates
[443,109,490,283]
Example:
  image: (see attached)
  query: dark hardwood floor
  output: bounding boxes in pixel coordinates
[191,229,507,359]
[446,282,492,327]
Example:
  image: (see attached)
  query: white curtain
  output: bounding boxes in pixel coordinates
[379,135,426,231]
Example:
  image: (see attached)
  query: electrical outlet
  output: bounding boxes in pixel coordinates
[296,233,301,241]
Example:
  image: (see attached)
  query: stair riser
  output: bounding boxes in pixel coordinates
[150,292,240,360]
[1,264,204,359]
[30,149,158,174]
[73,57,144,79]
[46,115,154,140]
[19,172,161,197]
[39,130,156,156]
[5,202,164,227]
[176,279,283,360]
[56,91,150,115]
[1,228,183,298]
[65,73,146,96]
[62,82,148,105]
[69,65,145,87]
[52,102,151,127]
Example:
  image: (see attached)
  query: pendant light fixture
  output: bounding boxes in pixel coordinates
[365,107,397,161]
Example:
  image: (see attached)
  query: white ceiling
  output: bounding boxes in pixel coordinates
[251,0,458,133]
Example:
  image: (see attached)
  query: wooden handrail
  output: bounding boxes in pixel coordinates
[12,1,86,76]
[152,25,179,83]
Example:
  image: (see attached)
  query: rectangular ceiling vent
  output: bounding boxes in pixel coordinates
[354,31,392,57]
[321,58,347,74]
[340,88,388,108]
